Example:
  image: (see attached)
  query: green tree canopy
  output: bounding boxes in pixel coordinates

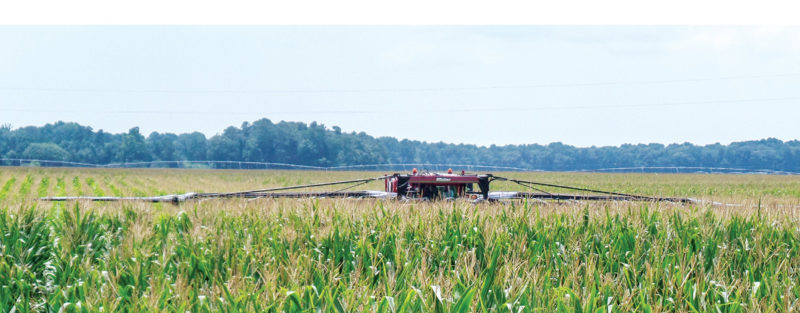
[117,127,151,162]
[22,142,70,161]
[1,120,799,172]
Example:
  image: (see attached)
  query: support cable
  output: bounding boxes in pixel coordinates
[325,180,370,194]
[492,176,656,201]
[200,176,390,199]
[513,181,553,195]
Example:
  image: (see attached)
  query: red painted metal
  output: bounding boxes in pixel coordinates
[407,174,480,184]
[383,172,482,199]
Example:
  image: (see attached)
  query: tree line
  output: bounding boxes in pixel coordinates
[1,119,799,172]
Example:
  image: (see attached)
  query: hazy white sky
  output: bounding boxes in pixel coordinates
[1,26,799,147]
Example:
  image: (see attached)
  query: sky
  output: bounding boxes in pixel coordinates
[1,26,799,147]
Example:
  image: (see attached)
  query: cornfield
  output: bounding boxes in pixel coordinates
[1,167,799,312]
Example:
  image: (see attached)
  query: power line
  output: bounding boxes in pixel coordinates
[490,96,800,112]
[1,73,799,94]
[3,96,798,115]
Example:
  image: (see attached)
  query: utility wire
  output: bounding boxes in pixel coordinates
[3,96,799,115]
[1,73,799,94]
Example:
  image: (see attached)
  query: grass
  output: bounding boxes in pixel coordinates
[0,167,799,312]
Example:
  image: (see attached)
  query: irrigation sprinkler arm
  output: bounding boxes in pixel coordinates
[40,192,200,203]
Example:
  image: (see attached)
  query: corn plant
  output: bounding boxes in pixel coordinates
[0,168,799,312]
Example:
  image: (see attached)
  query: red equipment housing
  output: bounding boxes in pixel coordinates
[385,171,491,200]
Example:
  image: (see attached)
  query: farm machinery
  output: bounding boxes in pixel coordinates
[41,168,695,204]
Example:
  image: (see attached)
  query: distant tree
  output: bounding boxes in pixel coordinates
[117,127,151,162]
[1,120,799,172]
[0,124,10,156]
[147,132,178,162]
[207,135,241,166]
[3,150,17,160]
[22,143,70,161]
[242,120,275,162]
[176,132,208,161]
